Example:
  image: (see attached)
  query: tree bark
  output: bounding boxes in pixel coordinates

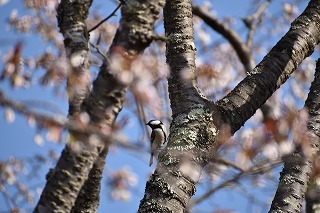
[35,1,93,212]
[269,59,320,212]
[34,0,165,212]
[138,0,218,212]
[71,147,108,213]
[138,1,320,212]
[217,0,320,134]
[306,174,320,213]
[56,0,92,116]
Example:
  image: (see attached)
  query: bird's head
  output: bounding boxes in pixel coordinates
[146,120,163,129]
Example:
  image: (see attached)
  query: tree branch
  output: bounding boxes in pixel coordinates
[34,0,165,211]
[0,89,139,151]
[139,2,320,212]
[163,0,204,115]
[193,5,255,73]
[243,0,271,48]
[138,0,215,212]
[269,59,320,212]
[216,158,245,172]
[71,147,108,213]
[72,0,165,209]
[189,157,282,207]
[56,0,92,116]
[306,173,320,213]
[88,2,123,33]
[217,0,320,134]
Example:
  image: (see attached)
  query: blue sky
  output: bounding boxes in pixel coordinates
[0,0,311,212]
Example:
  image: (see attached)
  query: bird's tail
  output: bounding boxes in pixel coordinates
[149,153,154,166]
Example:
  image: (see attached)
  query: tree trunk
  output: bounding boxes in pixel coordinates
[138,1,320,212]
[34,0,165,212]
[269,59,320,212]
[306,174,320,213]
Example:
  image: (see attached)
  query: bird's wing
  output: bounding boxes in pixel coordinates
[150,130,155,143]
[163,129,167,143]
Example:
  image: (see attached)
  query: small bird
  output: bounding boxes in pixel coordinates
[146,120,167,166]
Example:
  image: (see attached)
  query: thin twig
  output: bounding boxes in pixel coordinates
[190,171,244,207]
[152,34,167,42]
[90,42,107,61]
[88,2,123,33]
[189,157,282,207]
[0,89,140,151]
[0,185,18,210]
[237,183,270,210]
[216,158,245,172]
[243,0,271,48]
